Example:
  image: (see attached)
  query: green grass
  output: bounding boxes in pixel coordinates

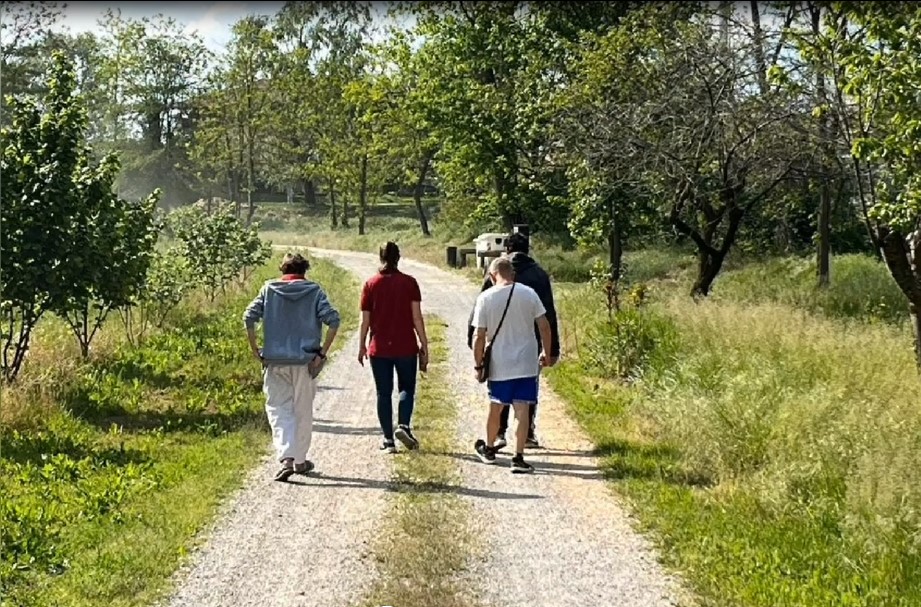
[0,255,359,607]
[548,257,921,607]
[361,318,481,607]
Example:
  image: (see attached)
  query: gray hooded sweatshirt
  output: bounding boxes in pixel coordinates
[242,278,341,366]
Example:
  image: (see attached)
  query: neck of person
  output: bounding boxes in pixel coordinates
[494,277,514,287]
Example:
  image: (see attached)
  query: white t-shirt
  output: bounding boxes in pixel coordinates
[471,282,546,381]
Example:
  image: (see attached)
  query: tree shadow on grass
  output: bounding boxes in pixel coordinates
[1,429,151,468]
[594,437,714,488]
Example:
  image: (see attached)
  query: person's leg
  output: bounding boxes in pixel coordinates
[394,355,418,427]
[393,355,419,449]
[263,366,297,480]
[497,404,510,442]
[510,377,538,473]
[369,357,396,441]
[475,380,511,464]
[527,375,540,446]
[291,363,318,471]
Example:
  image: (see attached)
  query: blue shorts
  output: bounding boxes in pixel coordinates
[487,377,539,406]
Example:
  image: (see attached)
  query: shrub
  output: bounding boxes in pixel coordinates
[583,305,680,382]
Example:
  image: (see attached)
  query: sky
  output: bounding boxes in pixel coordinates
[55,1,398,52]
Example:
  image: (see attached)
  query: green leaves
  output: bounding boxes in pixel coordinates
[1,51,162,377]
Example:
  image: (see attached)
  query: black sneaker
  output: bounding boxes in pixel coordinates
[525,436,541,449]
[474,439,497,464]
[293,461,315,475]
[274,465,295,482]
[511,455,534,474]
[394,425,419,450]
[494,434,508,451]
[381,439,397,454]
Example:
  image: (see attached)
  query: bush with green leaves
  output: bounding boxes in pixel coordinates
[166,203,272,301]
[0,52,159,379]
[119,247,195,346]
[583,303,679,383]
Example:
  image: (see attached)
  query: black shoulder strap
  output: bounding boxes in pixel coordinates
[492,283,516,341]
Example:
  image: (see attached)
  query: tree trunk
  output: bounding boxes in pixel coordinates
[246,139,256,225]
[608,198,624,283]
[329,180,339,229]
[692,249,727,297]
[750,1,769,94]
[304,179,317,206]
[286,184,294,204]
[813,4,832,288]
[358,154,368,236]
[413,152,433,236]
[878,227,921,370]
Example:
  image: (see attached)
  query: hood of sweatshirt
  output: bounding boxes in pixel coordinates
[265,279,320,301]
[508,252,537,273]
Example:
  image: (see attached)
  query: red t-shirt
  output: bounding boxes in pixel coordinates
[360,269,422,358]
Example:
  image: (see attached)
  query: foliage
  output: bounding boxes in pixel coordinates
[166,203,272,301]
[0,52,157,380]
[119,247,194,346]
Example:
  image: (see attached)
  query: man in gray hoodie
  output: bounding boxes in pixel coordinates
[243,252,341,482]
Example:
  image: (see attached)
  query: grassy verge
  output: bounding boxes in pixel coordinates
[547,269,921,607]
[0,255,358,607]
[361,317,481,607]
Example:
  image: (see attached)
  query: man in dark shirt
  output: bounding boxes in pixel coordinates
[467,232,560,449]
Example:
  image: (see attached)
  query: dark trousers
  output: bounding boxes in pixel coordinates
[369,356,418,440]
[498,400,536,438]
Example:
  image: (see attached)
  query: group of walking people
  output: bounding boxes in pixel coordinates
[242,233,559,482]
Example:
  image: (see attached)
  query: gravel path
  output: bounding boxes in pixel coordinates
[163,246,684,607]
[162,331,391,607]
[309,248,684,607]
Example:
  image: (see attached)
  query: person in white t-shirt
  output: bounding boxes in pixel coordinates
[471,256,552,473]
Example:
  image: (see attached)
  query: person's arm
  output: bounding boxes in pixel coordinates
[541,275,561,361]
[467,274,494,349]
[531,289,552,366]
[242,287,266,362]
[358,282,372,365]
[411,301,428,359]
[315,289,341,362]
[536,315,552,366]
[471,296,487,371]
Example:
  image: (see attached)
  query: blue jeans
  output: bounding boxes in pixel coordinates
[369,356,418,440]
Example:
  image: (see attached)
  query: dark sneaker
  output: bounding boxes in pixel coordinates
[474,439,497,464]
[525,436,541,449]
[511,455,534,474]
[381,439,397,454]
[394,425,419,451]
[293,461,314,475]
[274,465,295,482]
[494,434,508,451]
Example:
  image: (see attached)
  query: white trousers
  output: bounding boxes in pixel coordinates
[263,364,317,464]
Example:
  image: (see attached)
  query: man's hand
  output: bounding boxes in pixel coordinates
[252,347,263,365]
[358,344,367,366]
[539,351,551,368]
[548,355,559,367]
[419,346,429,373]
[309,353,325,373]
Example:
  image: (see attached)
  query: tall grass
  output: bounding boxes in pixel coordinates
[549,253,921,607]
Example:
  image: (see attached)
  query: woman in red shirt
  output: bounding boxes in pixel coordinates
[358,242,429,453]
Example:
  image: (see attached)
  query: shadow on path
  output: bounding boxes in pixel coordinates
[285,472,544,501]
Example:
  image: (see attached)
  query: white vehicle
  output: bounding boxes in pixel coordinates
[474,232,508,269]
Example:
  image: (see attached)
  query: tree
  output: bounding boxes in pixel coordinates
[817,2,921,367]
[0,1,64,107]
[1,52,157,379]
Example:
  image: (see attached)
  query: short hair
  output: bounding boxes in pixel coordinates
[280,252,309,275]
[489,256,514,280]
[506,232,529,254]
